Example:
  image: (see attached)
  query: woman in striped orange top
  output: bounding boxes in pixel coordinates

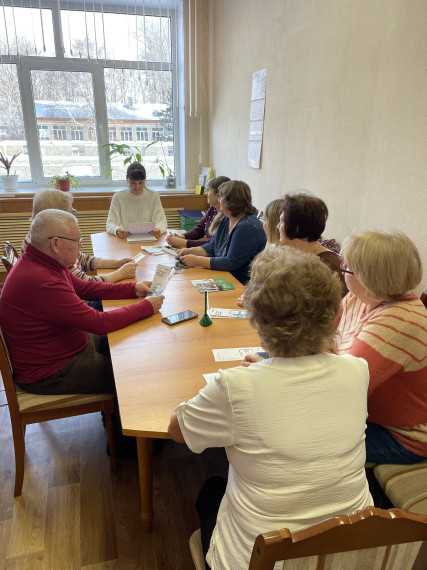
[336,230,427,464]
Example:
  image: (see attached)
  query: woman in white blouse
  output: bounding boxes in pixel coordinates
[168,246,372,570]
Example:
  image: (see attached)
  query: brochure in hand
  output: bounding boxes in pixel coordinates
[149,264,175,296]
[191,278,235,293]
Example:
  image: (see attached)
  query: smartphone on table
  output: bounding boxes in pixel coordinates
[161,310,198,326]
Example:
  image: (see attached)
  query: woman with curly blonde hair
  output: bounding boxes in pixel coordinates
[168,246,372,570]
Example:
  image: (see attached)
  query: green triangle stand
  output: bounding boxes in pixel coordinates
[199,290,212,327]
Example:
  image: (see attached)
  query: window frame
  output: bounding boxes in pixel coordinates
[2,0,182,188]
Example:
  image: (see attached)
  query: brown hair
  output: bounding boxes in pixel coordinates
[245,246,342,357]
[263,199,281,244]
[219,180,257,218]
[208,175,231,234]
[126,162,146,181]
[280,192,328,242]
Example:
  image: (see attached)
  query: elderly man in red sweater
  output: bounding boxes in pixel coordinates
[0,208,164,395]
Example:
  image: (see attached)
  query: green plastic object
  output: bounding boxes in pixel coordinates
[199,291,212,327]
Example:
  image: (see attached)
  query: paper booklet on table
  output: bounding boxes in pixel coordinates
[149,264,175,296]
[126,222,156,242]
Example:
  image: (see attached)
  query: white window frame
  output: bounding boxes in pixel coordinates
[2,0,183,188]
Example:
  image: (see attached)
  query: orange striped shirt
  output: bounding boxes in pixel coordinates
[336,292,427,456]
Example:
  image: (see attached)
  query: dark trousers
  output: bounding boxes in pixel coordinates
[195,476,227,570]
[16,333,115,395]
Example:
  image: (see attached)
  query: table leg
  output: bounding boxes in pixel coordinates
[137,437,154,532]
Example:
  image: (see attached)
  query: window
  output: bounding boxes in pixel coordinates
[0,1,181,186]
[136,127,149,142]
[53,124,68,140]
[71,126,84,141]
[120,127,133,142]
[37,125,50,140]
[108,126,118,141]
[152,127,164,141]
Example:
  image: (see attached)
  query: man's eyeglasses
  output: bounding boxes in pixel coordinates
[48,235,83,246]
[339,260,354,275]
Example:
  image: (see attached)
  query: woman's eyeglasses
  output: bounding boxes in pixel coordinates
[339,260,354,275]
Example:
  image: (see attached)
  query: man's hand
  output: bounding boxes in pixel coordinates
[150,228,161,238]
[118,261,137,279]
[237,294,245,307]
[115,257,134,268]
[116,229,130,239]
[146,295,164,313]
[135,281,153,297]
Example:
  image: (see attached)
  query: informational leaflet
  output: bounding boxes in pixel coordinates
[212,347,263,361]
[191,278,235,293]
[149,264,175,296]
[208,308,247,319]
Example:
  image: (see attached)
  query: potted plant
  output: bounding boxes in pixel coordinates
[49,171,80,192]
[145,140,176,187]
[0,147,21,191]
[101,143,145,180]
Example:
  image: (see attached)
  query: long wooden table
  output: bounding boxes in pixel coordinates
[91,232,260,531]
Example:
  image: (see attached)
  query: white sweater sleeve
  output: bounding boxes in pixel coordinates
[106,192,123,236]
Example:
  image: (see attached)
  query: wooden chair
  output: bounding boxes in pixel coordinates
[0,328,117,496]
[1,241,19,273]
[248,507,427,570]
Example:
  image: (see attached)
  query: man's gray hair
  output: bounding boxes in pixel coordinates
[30,209,78,248]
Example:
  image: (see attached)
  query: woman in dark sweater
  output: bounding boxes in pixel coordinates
[166,176,230,248]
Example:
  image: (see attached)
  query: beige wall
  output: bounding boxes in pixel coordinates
[208,0,427,292]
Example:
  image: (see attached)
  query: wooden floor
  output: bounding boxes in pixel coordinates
[0,377,228,570]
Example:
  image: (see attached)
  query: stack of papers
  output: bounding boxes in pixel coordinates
[127,222,156,242]
[141,246,164,255]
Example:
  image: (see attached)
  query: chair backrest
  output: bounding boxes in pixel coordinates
[421,287,427,308]
[249,506,427,570]
[1,241,19,273]
[0,327,22,419]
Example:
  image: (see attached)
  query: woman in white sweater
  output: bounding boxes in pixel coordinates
[168,246,372,570]
[106,163,167,239]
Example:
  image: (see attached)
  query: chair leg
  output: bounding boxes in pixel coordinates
[12,424,26,497]
[104,412,118,473]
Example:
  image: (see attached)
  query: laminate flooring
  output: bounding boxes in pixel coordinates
[0,377,228,570]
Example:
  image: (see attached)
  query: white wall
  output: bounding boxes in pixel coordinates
[208,0,427,292]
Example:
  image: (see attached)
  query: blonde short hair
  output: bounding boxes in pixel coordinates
[341,231,423,301]
[245,246,342,357]
[32,188,73,218]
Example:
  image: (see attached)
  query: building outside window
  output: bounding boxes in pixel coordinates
[152,127,164,141]
[70,126,84,141]
[136,127,149,142]
[120,127,133,142]
[37,125,50,140]
[53,124,67,140]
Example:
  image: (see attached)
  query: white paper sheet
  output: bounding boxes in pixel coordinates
[212,347,263,361]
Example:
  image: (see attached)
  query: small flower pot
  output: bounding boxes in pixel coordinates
[0,174,19,191]
[165,175,176,188]
[57,179,71,191]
